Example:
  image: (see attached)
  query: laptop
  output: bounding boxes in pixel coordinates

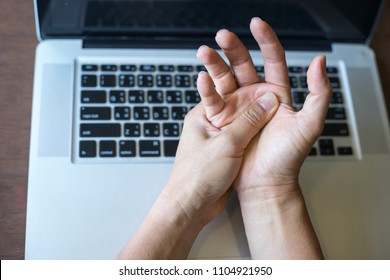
[26,0,390,259]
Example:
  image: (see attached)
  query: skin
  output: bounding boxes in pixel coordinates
[118,17,331,260]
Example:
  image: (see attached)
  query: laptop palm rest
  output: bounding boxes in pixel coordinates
[348,67,389,154]
[38,64,73,157]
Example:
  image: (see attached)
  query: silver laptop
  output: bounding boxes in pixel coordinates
[26,0,390,259]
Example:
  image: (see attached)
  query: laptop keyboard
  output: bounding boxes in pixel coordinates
[75,60,356,162]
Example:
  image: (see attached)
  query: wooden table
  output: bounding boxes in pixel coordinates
[0,1,389,259]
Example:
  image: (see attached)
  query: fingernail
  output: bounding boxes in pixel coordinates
[216,29,229,37]
[197,45,208,55]
[251,17,262,22]
[198,71,207,77]
[258,92,278,111]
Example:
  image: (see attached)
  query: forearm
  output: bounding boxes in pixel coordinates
[118,191,205,260]
[238,185,324,260]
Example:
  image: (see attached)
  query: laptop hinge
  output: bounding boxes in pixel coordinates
[83,38,222,50]
[83,37,332,52]
[279,38,332,51]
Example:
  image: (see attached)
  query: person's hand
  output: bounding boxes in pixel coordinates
[196,17,328,260]
[163,91,279,225]
[196,18,332,200]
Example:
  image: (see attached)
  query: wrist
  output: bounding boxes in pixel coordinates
[236,181,305,232]
[236,177,300,204]
[159,182,218,229]
[237,184,324,259]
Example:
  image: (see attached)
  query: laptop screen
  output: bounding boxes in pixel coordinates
[36,0,383,45]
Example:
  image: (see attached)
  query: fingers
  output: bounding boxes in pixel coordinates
[224,92,279,149]
[197,45,237,95]
[300,55,332,137]
[250,17,291,104]
[215,29,261,87]
[197,71,225,119]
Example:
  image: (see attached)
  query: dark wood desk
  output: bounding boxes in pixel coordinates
[0,1,389,259]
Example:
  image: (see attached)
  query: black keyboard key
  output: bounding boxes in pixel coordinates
[159,65,175,72]
[133,106,150,120]
[120,65,137,72]
[119,75,135,87]
[124,123,141,137]
[193,74,199,87]
[100,75,116,87]
[140,65,156,72]
[331,92,344,104]
[322,123,349,136]
[329,77,341,89]
[119,140,136,157]
[156,75,172,87]
[82,75,97,87]
[109,90,126,103]
[175,75,191,88]
[196,65,207,72]
[129,90,145,103]
[82,64,98,72]
[319,139,335,156]
[288,66,304,73]
[164,140,179,157]
[255,66,264,73]
[185,90,201,104]
[338,147,353,155]
[178,65,194,72]
[139,140,161,157]
[289,76,299,89]
[79,141,96,157]
[147,90,164,103]
[300,76,308,88]
[99,140,116,157]
[81,90,106,103]
[114,106,131,120]
[326,67,338,74]
[101,65,117,71]
[163,123,180,137]
[172,106,188,120]
[327,107,346,120]
[80,123,121,137]
[293,91,307,104]
[138,74,154,87]
[153,107,169,120]
[166,90,183,103]
[144,123,160,137]
[80,107,111,120]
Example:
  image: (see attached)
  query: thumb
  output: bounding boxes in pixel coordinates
[300,55,332,138]
[224,92,279,149]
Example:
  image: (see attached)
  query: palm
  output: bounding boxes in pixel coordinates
[234,104,312,192]
[206,84,271,127]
